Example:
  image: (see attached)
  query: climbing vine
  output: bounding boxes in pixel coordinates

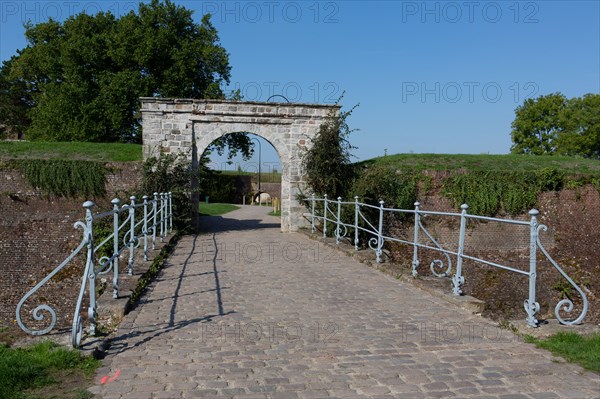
[11,159,107,198]
[441,168,566,216]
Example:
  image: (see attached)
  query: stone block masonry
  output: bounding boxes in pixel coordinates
[141,98,339,232]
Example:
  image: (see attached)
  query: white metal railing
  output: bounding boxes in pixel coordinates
[310,194,589,328]
[16,192,173,347]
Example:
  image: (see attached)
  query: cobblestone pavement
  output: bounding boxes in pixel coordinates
[90,206,600,399]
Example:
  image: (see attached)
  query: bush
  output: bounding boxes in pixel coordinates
[352,164,418,210]
[199,172,237,203]
[140,152,195,231]
[302,102,357,198]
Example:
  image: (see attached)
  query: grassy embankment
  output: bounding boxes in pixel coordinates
[361,153,600,174]
[0,141,142,162]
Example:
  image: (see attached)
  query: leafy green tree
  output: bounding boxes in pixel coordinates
[510,93,600,158]
[302,102,357,198]
[2,0,231,143]
[555,94,600,158]
[510,93,568,155]
[0,58,32,138]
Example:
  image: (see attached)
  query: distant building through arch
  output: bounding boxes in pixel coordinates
[141,98,339,232]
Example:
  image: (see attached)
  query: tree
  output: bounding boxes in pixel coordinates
[510,93,568,155]
[0,58,32,138]
[302,102,357,197]
[555,94,600,158]
[1,0,231,143]
[510,93,600,158]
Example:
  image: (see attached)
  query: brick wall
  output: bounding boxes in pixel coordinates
[0,163,141,340]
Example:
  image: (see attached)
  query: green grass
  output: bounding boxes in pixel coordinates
[0,341,100,399]
[199,203,240,216]
[525,332,600,372]
[0,141,142,162]
[269,210,281,217]
[361,153,600,174]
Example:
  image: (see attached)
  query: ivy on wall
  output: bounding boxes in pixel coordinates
[441,168,567,216]
[6,160,107,198]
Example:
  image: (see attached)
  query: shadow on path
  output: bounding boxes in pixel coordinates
[199,214,279,233]
[106,232,234,356]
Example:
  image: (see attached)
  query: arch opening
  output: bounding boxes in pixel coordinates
[200,132,283,215]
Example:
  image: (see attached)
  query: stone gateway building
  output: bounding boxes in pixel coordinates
[141,98,339,232]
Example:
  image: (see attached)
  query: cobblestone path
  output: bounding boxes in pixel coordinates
[91,205,600,399]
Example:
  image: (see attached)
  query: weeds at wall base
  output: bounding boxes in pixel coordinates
[126,232,182,312]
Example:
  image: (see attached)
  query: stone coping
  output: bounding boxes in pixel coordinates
[140,97,341,109]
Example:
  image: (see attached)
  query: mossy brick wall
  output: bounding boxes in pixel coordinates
[0,163,141,338]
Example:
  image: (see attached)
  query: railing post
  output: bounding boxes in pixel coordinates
[163,192,169,236]
[376,200,384,263]
[452,204,468,295]
[168,192,173,232]
[128,196,136,276]
[152,192,158,249]
[354,196,359,250]
[336,197,342,245]
[83,201,97,336]
[111,198,120,299]
[143,195,149,261]
[311,193,315,233]
[323,194,328,238]
[159,193,165,242]
[412,202,420,277]
[526,209,540,327]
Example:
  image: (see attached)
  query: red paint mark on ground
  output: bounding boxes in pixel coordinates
[100,369,121,384]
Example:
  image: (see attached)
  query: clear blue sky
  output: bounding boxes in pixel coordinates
[1,1,599,171]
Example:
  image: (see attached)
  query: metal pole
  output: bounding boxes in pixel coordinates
[311,193,315,233]
[336,197,342,245]
[376,200,384,263]
[168,192,173,232]
[128,196,136,276]
[152,192,158,250]
[111,198,120,298]
[412,202,420,277]
[159,193,164,242]
[354,196,359,250]
[452,204,468,295]
[143,195,148,261]
[323,194,328,239]
[162,193,168,238]
[83,201,97,336]
[251,137,262,192]
[526,209,540,327]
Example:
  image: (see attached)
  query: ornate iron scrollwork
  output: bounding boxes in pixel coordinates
[537,225,588,325]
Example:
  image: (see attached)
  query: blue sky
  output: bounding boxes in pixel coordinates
[1,1,599,171]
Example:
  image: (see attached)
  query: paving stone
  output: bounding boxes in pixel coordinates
[90,206,600,398]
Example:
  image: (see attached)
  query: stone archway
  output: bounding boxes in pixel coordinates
[141,98,339,232]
